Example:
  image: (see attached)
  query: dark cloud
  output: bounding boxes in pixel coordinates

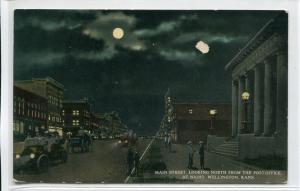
[14,10,284,135]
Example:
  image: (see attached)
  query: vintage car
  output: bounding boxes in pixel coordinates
[118,131,138,146]
[14,136,68,173]
[68,130,92,153]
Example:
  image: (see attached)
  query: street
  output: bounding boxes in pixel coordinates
[14,139,151,184]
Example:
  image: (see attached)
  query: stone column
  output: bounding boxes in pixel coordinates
[238,76,245,134]
[231,80,238,137]
[245,72,254,133]
[275,51,288,137]
[263,60,274,136]
[253,66,264,135]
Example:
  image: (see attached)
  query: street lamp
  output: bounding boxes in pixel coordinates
[241,91,250,133]
[209,109,218,134]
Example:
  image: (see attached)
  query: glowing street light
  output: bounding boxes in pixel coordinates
[209,109,218,116]
[241,91,250,101]
[209,109,218,134]
[241,91,250,133]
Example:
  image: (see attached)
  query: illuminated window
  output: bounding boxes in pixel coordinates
[62,110,65,116]
[18,102,21,114]
[14,101,16,112]
[188,109,193,114]
[48,115,51,121]
[72,120,79,126]
[167,97,171,103]
[22,102,25,115]
[167,117,171,123]
[72,110,79,116]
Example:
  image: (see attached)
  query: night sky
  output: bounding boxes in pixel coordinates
[14,10,280,135]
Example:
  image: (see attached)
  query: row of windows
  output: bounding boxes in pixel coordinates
[48,115,61,123]
[72,120,79,126]
[61,120,94,127]
[14,99,46,111]
[48,95,62,107]
[73,110,80,116]
[61,110,90,117]
[62,110,80,116]
[14,104,47,120]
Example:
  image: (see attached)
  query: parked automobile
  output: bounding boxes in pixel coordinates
[14,136,68,173]
[68,130,92,153]
[90,133,99,140]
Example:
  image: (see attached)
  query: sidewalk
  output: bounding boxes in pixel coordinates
[159,142,287,183]
[162,142,259,171]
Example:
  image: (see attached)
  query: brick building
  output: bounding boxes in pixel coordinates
[174,102,232,144]
[62,99,93,136]
[15,77,64,135]
[13,86,47,141]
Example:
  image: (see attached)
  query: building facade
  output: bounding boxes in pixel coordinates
[62,99,93,135]
[104,112,128,137]
[15,77,64,135]
[13,86,47,141]
[225,14,287,159]
[160,89,231,144]
[174,102,231,144]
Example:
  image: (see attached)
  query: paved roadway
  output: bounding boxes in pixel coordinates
[14,139,150,184]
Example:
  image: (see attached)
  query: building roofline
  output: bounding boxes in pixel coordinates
[32,77,64,89]
[15,77,64,89]
[62,100,90,104]
[14,85,47,100]
[225,18,274,71]
[174,102,231,105]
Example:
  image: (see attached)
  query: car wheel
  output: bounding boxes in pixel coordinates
[37,155,49,173]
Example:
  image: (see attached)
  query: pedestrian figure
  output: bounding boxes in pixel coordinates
[199,141,205,169]
[164,134,168,149]
[127,147,134,176]
[187,140,194,169]
[134,150,140,176]
[66,132,72,153]
[167,135,172,152]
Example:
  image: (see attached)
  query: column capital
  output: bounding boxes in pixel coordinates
[232,80,238,86]
[253,64,263,73]
[239,75,246,81]
[263,59,271,65]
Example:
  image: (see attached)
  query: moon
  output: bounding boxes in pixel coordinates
[195,41,209,54]
[112,28,124,39]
